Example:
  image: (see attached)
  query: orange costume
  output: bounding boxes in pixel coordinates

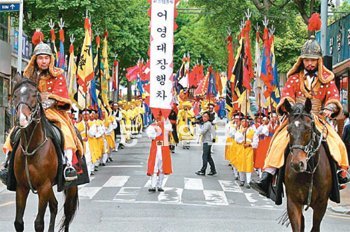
[264,57,348,169]
[3,53,83,158]
[146,121,172,176]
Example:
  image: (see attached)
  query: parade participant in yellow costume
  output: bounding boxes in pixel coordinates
[135,99,145,135]
[234,117,258,188]
[120,102,130,142]
[2,42,82,181]
[251,35,349,197]
[124,102,133,139]
[86,110,100,173]
[103,110,118,162]
[76,109,93,176]
[94,110,105,166]
[177,101,195,149]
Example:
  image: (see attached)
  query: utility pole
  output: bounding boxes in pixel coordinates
[321,0,328,56]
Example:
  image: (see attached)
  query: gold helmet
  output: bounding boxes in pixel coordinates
[33,42,53,56]
[300,35,322,59]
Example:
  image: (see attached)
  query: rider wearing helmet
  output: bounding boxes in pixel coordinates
[2,37,82,182]
[251,35,349,197]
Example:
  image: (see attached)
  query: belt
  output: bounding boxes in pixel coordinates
[156,141,163,146]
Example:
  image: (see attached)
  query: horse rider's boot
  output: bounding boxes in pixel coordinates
[250,171,273,197]
[64,149,78,181]
[0,153,10,185]
[338,167,350,189]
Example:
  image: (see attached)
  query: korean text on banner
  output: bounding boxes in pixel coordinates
[150,0,174,110]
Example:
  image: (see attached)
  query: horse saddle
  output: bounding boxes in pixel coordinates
[11,122,64,158]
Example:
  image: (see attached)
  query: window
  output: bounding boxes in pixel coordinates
[0,14,8,41]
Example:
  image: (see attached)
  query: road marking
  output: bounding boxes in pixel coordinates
[144,175,169,188]
[103,176,130,187]
[114,187,141,202]
[158,187,183,203]
[218,180,243,193]
[79,187,102,199]
[105,165,143,168]
[184,178,203,190]
[245,193,258,204]
[203,190,229,206]
[0,201,15,207]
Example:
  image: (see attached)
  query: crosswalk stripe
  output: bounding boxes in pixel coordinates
[218,180,243,193]
[114,187,141,202]
[184,178,203,190]
[79,187,102,199]
[203,190,229,206]
[244,193,258,204]
[103,176,130,187]
[144,175,169,188]
[158,187,183,203]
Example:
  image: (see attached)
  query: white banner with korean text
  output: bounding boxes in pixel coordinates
[150,0,174,112]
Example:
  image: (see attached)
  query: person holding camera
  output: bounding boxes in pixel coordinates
[195,112,217,176]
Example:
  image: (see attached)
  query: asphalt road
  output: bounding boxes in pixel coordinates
[0,124,349,232]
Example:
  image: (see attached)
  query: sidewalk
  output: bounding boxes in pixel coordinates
[329,183,350,215]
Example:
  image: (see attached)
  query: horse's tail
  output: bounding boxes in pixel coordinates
[59,186,79,232]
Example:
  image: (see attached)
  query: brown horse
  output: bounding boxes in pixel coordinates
[11,77,78,232]
[283,98,332,232]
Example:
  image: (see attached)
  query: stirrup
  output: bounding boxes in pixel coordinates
[64,165,78,181]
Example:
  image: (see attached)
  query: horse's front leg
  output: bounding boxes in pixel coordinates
[311,200,328,232]
[34,183,51,232]
[287,197,304,232]
[14,186,29,232]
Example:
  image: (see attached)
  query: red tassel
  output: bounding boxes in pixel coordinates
[84,18,90,30]
[96,35,100,46]
[50,29,56,41]
[32,29,44,46]
[114,60,118,66]
[227,35,232,43]
[308,13,321,31]
[69,44,74,54]
[104,30,108,38]
[59,29,64,42]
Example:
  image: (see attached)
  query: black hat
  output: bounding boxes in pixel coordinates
[254,112,266,118]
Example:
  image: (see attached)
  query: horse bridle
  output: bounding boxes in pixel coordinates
[288,112,323,169]
[13,82,48,194]
[288,112,324,210]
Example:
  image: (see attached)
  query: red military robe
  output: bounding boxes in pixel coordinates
[147,121,172,176]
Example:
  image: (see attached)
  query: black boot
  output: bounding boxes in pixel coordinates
[0,154,10,185]
[250,172,273,197]
[337,169,350,185]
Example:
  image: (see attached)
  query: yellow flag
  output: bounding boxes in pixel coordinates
[233,90,254,118]
[77,18,94,90]
[101,35,109,107]
[68,44,77,103]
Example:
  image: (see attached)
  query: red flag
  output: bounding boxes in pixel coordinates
[126,64,140,82]
[227,35,235,78]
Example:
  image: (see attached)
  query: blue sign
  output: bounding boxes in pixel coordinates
[0,3,20,12]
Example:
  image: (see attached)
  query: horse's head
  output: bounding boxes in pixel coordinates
[284,98,316,173]
[12,74,41,128]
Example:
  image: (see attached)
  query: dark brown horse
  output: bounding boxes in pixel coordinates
[283,98,332,232]
[11,77,78,232]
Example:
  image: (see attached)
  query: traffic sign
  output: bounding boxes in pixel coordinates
[0,3,20,12]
